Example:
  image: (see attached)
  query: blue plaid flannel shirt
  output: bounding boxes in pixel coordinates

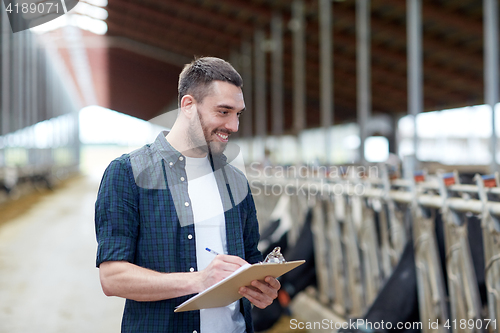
[95,131,262,333]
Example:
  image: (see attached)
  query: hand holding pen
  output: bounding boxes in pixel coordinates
[199,249,247,290]
[201,247,280,309]
[205,248,220,256]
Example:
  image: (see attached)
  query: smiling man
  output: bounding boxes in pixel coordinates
[94,57,280,333]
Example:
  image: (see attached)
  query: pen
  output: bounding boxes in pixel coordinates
[205,248,220,256]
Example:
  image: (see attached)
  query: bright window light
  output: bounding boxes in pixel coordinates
[83,0,108,7]
[31,12,108,35]
[34,120,53,149]
[343,134,360,150]
[74,1,108,20]
[73,14,108,34]
[365,136,389,163]
[79,105,168,146]
[398,103,500,165]
[30,14,69,34]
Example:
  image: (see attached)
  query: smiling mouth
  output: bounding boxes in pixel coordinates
[215,131,229,142]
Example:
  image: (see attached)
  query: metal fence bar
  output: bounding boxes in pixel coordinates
[476,174,500,328]
[251,168,500,324]
[439,173,482,333]
[411,196,449,332]
[342,193,365,316]
[326,194,347,316]
[312,197,333,305]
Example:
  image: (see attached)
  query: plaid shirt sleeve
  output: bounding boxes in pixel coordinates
[95,154,139,267]
[243,184,263,265]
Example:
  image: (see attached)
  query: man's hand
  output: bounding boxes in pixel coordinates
[199,254,248,290]
[238,276,281,309]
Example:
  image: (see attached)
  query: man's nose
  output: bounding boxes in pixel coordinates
[226,114,239,133]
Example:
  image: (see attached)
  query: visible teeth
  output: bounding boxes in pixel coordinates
[218,133,228,139]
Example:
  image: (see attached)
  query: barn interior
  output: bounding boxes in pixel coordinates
[0,1,499,332]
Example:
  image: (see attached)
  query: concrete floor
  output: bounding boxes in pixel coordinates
[0,174,124,333]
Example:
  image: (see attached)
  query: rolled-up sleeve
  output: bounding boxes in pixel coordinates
[95,156,139,267]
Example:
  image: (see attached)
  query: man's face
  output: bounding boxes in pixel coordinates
[189,81,245,155]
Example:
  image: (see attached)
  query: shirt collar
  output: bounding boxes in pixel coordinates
[153,131,184,168]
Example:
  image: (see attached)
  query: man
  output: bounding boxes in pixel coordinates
[94,57,280,333]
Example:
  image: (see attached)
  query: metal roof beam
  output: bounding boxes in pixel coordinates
[107,20,225,58]
[143,0,255,37]
[383,0,483,38]
[107,0,241,46]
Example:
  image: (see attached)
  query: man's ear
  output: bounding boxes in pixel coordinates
[180,95,196,119]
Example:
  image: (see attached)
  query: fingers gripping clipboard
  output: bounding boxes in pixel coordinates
[174,260,305,312]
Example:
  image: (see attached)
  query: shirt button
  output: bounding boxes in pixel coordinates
[179,156,184,161]
[193,331,197,333]
[190,267,195,272]
[188,234,193,240]
[185,202,190,207]
[180,177,185,181]
[169,162,173,167]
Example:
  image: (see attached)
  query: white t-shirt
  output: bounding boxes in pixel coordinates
[184,155,246,333]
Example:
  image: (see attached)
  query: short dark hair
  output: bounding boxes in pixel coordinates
[178,57,243,107]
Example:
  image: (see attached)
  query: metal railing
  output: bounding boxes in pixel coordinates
[250,165,500,332]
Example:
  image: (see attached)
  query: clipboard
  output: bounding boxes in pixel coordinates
[174,260,305,312]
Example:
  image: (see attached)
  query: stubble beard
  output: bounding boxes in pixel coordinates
[188,111,228,156]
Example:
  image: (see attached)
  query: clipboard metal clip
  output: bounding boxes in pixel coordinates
[263,247,286,264]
